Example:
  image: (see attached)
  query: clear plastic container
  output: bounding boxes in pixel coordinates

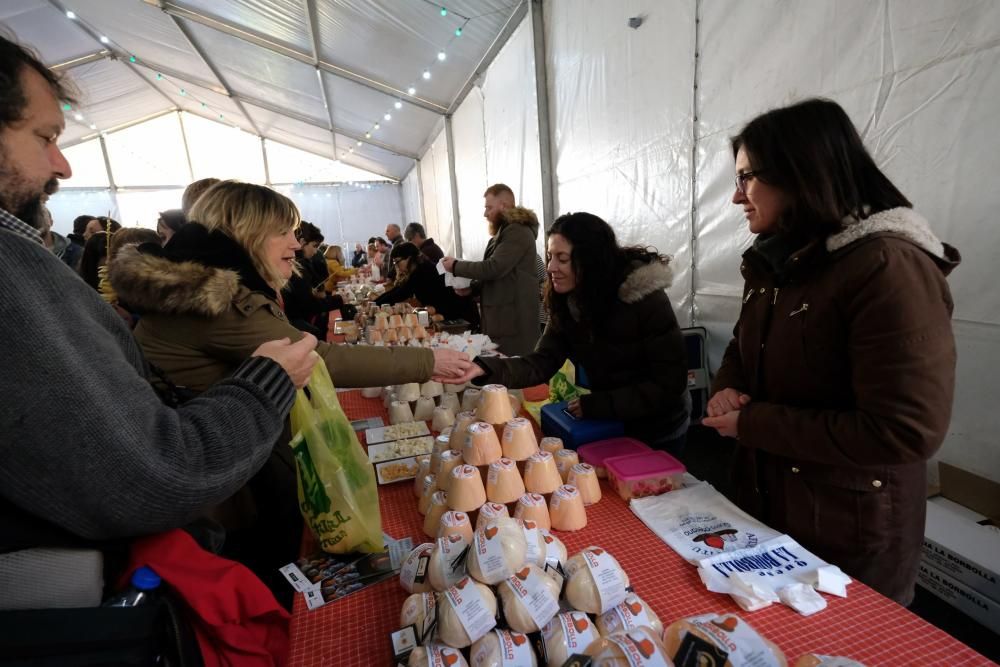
[576,437,651,478]
[604,451,686,500]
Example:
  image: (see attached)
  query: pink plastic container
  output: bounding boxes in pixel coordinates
[577,437,651,478]
[604,451,686,501]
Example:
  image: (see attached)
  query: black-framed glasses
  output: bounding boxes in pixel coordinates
[735,170,764,195]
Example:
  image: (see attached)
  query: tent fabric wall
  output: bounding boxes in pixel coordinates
[401,167,423,227]
[481,15,544,239]
[545,0,696,321]
[428,130,456,256]
[451,87,490,261]
[278,183,404,252]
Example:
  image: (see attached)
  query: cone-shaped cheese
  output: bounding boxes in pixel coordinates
[423,491,450,537]
[369,328,383,344]
[413,455,432,498]
[430,433,451,475]
[554,449,579,482]
[439,392,460,413]
[461,388,482,413]
[418,474,439,515]
[539,437,564,455]
[389,314,404,328]
[476,384,514,425]
[413,396,436,421]
[453,411,478,444]
[421,381,444,398]
[444,381,466,394]
[567,463,601,505]
[449,465,487,511]
[549,485,587,532]
[385,328,399,344]
[523,451,562,495]
[396,382,421,402]
[361,386,381,398]
[513,493,551,531]
[432,406,456,432]
[463,422,503,467]
[436,450,464,492]
[486,457,525,504]
[398,327,412,343]
[404,313,420,328]
[389,400,415,425]
[501,418,538,462]
[437,511,474,544]
[476,502,510,531]
[374,312,389,330]
[383,389,397,408]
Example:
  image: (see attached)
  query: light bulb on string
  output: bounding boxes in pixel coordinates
[422,70,431,80]
[394,101,402,109]
[89,123,97,130]
[156,73,163,80]
[357,141,362,146]
[455,27,462,37]
[73,113,83,121]
[365,132,371,138]
[437,51,446,61]
[384,113,391,121]
[66,10,76,19]
[407,86,416,95]
[99,36,109,44]
[129,55,136,63]
[374,123,380,130]
[62,103,72,111]
[179,88,186,96]
[440,7,447,16]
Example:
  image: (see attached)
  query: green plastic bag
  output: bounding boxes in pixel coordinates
[289,362,384,554]
[524,360,590,424]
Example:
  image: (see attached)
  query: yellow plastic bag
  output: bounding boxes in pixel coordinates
[524,360,590,425]
[289,362,384,554]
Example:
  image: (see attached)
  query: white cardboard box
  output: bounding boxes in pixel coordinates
[916,561,1000,635]
[922,464,1000,603]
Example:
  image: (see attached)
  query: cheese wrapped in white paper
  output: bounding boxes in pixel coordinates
[400,592,436,644]
[498,564,561,633]
[467,517,527,585]
[541,611,601,667]
[584,627,671,666]
[428,534,470,591]
[400,542,434,593]
[595,593,663,638]
[564,547,630,614]
[541,530,567,570]
[470,629,538,667]
[437,579,497,648]
[408,643,469,667]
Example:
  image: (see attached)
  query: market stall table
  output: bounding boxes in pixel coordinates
[288,390,991,667]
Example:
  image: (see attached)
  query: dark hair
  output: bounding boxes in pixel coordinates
[732,98,911,238]
[94,216,121,234]
[108,227,159,261]
[483,183,514,199]
[79,232,109,291]
[376,237,389,248]
[73,214,97,236]
[544,212,665,330]
[157,209,186,234]
[181,177,221,216]
[403,222,426,241]
[0,34,77,132]
[390,242,421,263]
[297,220,324,245]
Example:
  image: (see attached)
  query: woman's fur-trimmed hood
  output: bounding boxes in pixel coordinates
[109,245,241,317]
[499,206,541,238]
[828,207,959,269]
[618,258,673,304]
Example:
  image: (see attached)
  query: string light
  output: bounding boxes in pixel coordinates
[73,113,83,121]
[437,50,446,61]
[129,55,136,63]
[179,89,186,96]
[156,73,163,80]
[62,103,72,111]
[422,70,431,80]
[407,86,416,95]
[365,132,371,138]
[455,27,462,37]
[440,7,447,16]
[66,10,76,19]
[384,113,391,120]
[373,123,380,130]
[394,101,402,109]
[99,36,109,44]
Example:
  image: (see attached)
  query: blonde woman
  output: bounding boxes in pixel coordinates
[322,243,356,292]
[110,181,472,599]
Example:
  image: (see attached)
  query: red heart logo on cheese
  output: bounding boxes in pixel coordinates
[572,615,590,633]
[515,567,530,580]
[448,534,463,543]
[454,578,469,589]
[511,633,527,646]
[590,548,605,556]
[635,638,655,658]
[712,617,738,633]
[442,651,459,666]
[489,503,504,511]
[523,520,536,530]
[543,534,554,544]
[485,525,498,539]
[627,600,643,616]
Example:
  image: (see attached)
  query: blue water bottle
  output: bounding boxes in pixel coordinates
[103,566,161,607]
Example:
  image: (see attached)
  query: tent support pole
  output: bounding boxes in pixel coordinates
[261,137,272,187]
[688,0,702,327]
[530,0,556,229]
[177,111,195,182]
[444,117,463,258]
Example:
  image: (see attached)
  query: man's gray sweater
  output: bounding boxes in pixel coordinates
[0,228,296,543]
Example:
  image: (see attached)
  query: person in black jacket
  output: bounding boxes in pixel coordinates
[284,221,342,337]
[376,242,479,327]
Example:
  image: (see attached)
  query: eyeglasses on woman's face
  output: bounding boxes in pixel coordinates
[735,170,764,195]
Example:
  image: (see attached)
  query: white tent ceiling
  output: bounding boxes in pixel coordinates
[0,0,526,180]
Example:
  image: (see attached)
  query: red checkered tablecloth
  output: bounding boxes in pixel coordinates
[288,390,992,667]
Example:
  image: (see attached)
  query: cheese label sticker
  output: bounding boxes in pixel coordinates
[684,614,775,667]
[504,567,559,629]
[401,543,434,589]
[607,630,669,667]
[543,532,563,568]
[521,521,542,565]
[471,630,534,667]
[435,535,468,588]
[583,547,628,613]
[543,612,598,654]
[424,643,464,667]
[601,594,653,634]
[474,525,512,581]
[443,577,496,644]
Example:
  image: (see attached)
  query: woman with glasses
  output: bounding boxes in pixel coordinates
[375,242,479,327]
[702,98,960,605]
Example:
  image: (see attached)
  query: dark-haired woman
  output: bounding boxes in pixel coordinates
[284,221,341,336]
[156,209,186,245]
[375,242,479,327]
[453,212,690,453]
[702,98,960,605]
[78,231,109,291]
